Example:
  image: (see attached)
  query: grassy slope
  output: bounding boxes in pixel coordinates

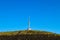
[0,30,60,40]
[0,30,60,36]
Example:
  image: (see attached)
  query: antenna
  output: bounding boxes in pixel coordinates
[27,16,31,30]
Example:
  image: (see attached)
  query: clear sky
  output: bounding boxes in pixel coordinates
[0,0,60,34]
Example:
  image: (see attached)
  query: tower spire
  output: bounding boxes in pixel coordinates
[27,16,31,30]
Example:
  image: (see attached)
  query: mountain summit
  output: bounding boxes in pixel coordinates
[0,30,60,40]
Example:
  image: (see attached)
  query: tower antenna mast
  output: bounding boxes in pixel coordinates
[28,16,31,30]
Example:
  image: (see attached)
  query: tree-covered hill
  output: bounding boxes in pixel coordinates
[0,30,60,40]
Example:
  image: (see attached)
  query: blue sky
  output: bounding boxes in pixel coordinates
[0,0,60,34]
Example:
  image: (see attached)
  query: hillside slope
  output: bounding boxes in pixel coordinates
[0,30,60,40]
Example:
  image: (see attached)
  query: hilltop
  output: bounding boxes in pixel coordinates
[0,30,60,40]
